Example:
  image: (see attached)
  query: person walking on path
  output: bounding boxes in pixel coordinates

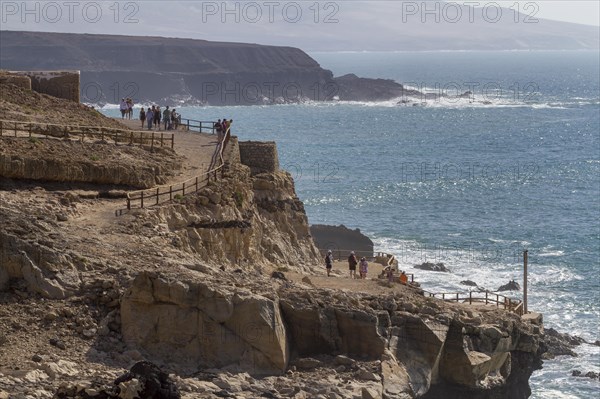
[154,106,161,130]
[222,118,229,136]
[119,98,128,118]
[163,106,171,130]
[126,98,134,119]
[171,109,179,129]
[215,119,223,139]
[146,107,154,130]
[139,107,146,129]
[325,250,334,277]
[348,251,358,279]
[359,257,368,279]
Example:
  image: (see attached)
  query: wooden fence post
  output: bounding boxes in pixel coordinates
[523,249,528,314]
[14,121,18,137]
[141,191,144,208]
[156,187,160,205]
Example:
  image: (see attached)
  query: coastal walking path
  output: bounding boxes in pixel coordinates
[68,119,219,234]
[115,118,218,182]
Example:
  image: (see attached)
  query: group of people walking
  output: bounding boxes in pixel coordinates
[139,105,180,131]
[324,250,410,284]
[119,98,134,119]
[215,118,233,138]
[324,250,368,279]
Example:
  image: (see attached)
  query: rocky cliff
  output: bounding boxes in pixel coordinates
[118,270,544,398]
[0,97,547,398]
[0,31,422,105]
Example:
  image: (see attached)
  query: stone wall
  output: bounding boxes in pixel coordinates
[9,70,80,102]
[0,73,31,90]
[238,141,279,175]
[225,136,241,165]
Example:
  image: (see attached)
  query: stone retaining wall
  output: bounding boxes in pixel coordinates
[0,74,31,90]
[238,141,279,175]
[9,70,80,102]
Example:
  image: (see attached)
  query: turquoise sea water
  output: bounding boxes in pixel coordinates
[101,51,600,398]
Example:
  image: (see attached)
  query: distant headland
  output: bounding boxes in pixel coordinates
[0,31,428,106]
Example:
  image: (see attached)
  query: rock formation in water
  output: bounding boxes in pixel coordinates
[310,224,374,257]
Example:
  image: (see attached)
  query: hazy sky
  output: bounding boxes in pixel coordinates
[1,1,598,51]
[497,1,599,26]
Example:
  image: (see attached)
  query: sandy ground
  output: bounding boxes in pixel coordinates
[116,118,219,182]
[284,260,421,297]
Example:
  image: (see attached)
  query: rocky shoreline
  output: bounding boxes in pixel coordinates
[0,83,596,399]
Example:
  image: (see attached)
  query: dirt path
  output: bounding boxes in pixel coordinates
[66,119,221,240]
[116,118,218,181]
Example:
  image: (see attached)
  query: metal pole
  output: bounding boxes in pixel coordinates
[523,249,528,314]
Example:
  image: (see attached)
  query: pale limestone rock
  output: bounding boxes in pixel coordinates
[121,273,289,375]
[357,369,381,382]
[0,233,80,298]
[362,387,381,399]
[23,369,49,384]
[381,359,413,399]
[118,378,142,399]
[41,360,79,380]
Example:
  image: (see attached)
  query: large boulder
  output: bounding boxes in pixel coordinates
[121,272,289,375]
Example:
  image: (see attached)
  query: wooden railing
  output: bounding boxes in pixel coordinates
[180,117,218,134]
[125,128,230,209]
[422,290,524,316]
[0,119,175,149]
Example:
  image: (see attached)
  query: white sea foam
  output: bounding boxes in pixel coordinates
[539,250,565,257]
[371,235,597,342]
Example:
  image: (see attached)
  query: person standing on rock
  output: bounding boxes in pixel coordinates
[359,257,368,279]
[325,250,334,277]
[348,251,358,279]
[139,107,146,129]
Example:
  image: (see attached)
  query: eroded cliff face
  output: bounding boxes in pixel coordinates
[0,132,545,398]
[120,272,544,398]
[143,161,320,270]
[0,137,182,188]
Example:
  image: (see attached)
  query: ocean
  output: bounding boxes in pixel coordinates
[100,50,600,398]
